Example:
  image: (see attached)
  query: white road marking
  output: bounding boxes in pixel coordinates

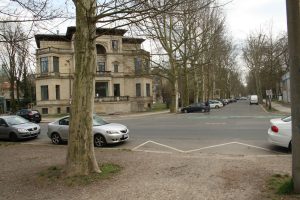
[185,142,236,153]
[234,142,277,153]
[132,141,287,155]
[205,122,226,125]
[148,140,185,153]
[134,150,172,154]
[132,141,150,151]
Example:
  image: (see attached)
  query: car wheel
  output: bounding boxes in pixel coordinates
[184,109,188,113]
[289,141,292,152]
[94,134,106,147]
[9,133,18,142]
[51,133,61,145]
[215,105,219,109]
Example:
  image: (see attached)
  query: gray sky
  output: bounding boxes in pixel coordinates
[221,0,287,41]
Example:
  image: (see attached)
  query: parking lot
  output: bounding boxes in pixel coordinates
[21,100,290,156]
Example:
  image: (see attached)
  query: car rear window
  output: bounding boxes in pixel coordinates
[281,116,291,122]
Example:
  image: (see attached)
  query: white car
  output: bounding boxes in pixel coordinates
[249,95,258,105]
[47,114,129,147]
[268,116,291,150]
[208,100,223,109]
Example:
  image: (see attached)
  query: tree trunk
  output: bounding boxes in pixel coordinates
[182,66,189,106]
[286,0,300,193]
[170,79,179,113]
[65,0,100,177]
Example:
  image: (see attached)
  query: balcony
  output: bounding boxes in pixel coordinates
[36,47,73,55]
[35,72,73,79]
[95,96,129,102]
[95,71,111,77]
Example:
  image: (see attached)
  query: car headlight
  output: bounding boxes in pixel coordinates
[18,128,29,133]
[106,130,119,134]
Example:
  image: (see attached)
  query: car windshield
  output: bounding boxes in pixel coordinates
[93,115,109,126]
[6,116,29,125]
[281,116,291,122]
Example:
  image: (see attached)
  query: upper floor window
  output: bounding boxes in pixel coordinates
[53,57,59,73]
[114,63,119,72]
[112,40,118,50]
[97,62,106,72]
[134,58,142,74]
[41,85,49,100]
[96,44,106,54]
[40,57,48,73]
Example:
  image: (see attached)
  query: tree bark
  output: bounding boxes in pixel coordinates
[286,0,300,193]
[65,0,100,176]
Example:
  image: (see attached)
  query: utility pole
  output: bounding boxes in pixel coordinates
[286,0,300,193]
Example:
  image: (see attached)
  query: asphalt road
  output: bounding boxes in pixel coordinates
[24,100,290,155]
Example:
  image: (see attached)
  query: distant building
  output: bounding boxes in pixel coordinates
[281,72,290,103]
[34,26,152,115]
[0,82,18,112]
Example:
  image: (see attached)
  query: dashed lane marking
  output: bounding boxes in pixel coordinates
[205,122,226,125]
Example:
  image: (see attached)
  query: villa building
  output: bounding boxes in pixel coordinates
[34,26,152,115]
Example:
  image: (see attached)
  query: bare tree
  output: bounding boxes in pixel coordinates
[243,32,266,103]
[0,22,28,111]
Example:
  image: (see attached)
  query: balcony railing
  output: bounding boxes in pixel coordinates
[95,96,129,102]
[95,71,111,77]
[36,47,73,54]
[35,72,72,79]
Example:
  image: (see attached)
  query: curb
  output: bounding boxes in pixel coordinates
[41,110,171,123]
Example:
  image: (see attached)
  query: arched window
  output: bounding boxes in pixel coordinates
[96,44,106,54]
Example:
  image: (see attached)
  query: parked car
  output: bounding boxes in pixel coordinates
[216,99,227,106]
[181,103,210,113]
[249,95,259,105]
[240,97,247,100]
[268,116,291,150]
[208,100,223,109]
[16,109,42,123]
[0,115,40,141]
[47,114,129,147]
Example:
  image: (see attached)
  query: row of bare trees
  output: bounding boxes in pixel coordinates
[0,22,35,112]
[243,30,288,103]
[139,0,244,112]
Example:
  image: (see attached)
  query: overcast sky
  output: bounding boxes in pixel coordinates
[221,0,287,42]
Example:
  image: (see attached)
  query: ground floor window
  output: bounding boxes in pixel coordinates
[136,83,141,97]
[66,107,70,113]
[114,84,120,96]
[146,83,151,97]
[41,85,49,100]
[42,108,48,114]
[57,107,61,114]
[95,82,108,97]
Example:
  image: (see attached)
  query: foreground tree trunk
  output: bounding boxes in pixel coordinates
[286,0,300,193]
[65,0,100,176]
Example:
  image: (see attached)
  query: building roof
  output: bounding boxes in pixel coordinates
[35,34,70,48]
[35,26,145,48]
[122,37,145,44]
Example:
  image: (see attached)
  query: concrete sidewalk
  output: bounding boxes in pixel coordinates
[270,101,291,114]
[41,110,170,123]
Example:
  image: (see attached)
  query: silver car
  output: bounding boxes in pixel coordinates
[47,115,129,147]
[0,115,41,141]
